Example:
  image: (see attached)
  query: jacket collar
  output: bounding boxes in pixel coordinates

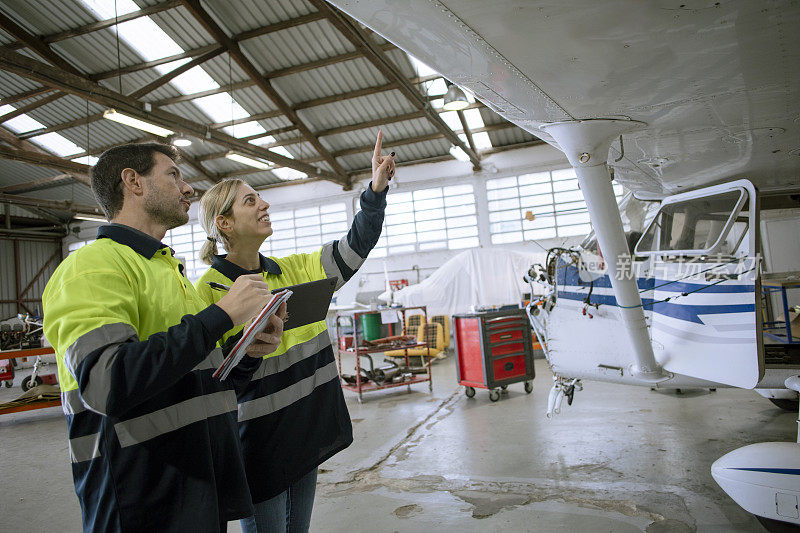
[96,223,171,259]
[211,253,282,281]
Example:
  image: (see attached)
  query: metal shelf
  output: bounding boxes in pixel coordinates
[335,306,433,402]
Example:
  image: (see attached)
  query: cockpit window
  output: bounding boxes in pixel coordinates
[635,189,747,255]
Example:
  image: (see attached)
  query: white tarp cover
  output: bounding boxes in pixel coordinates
[387,248,543,316]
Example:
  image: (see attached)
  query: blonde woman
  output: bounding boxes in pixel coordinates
[194,131,394,533]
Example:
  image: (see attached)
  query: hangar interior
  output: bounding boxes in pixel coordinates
[0,1,798,532]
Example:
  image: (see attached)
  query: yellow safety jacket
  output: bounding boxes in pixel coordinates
[194,185,387,503]
[43,223,256,532]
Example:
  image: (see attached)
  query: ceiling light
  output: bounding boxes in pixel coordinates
[442,82,469,111]
[171,134,192,147]
[225,151,271,170]
[73,213,107,222]
[103,109,173,137]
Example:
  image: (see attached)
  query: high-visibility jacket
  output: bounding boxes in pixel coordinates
[43,223,258,533]
[194,186,387,503]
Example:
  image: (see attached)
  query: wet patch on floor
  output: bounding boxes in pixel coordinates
[451,490,530,518]
[392,504,422,518]
[645,518,695,532]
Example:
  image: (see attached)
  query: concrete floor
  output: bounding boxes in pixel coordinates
[0,356,795,532]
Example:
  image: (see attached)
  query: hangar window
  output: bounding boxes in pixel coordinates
[487,168,623,244]
[259,202,348,257]
[368,184,479,257]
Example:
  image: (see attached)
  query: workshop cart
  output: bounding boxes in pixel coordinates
[335,306,433,402]
[454,309,535,401]
[0,347,61,415]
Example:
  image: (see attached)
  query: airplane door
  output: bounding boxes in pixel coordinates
[634,180,763,388]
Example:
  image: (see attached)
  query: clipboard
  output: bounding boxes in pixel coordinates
[273,277,338,330]
[214,288,292,380]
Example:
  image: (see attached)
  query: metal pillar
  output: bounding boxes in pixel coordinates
[539,119,668,381]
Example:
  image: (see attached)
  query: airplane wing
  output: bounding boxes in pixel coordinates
[326,1,800,196]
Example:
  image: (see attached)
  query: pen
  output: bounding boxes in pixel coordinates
[207,281,231,291]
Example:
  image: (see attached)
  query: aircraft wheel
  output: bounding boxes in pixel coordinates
[524,381,533,394]
[768,398,799,412]
[464,386,475,398]
[21,375,41,392]
[755,515,799,533]
[489,390,500,402]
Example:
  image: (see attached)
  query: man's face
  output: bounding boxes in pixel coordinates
[141,152,193,230]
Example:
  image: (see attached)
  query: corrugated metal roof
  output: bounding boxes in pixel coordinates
[202,0,315,35]
[0,0,534,225]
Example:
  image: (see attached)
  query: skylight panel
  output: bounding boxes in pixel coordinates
[2,104,89,157]
[449,146,470,162]
[80,0,138,19]
[462,108,485,130]
[193,94,251,124]
[439,111,462,130]
[250,135,276,146]
[72,155,100,166]
[171,66,220,94]
[272,168,306,181]
[270,146,295,159]
[1,104,45,133]
[117,18,185,60]
[472,132,492,150]
[223,121,267,139]
[31,133,83,157]
[77,0,258,128]
[427,78,447,96]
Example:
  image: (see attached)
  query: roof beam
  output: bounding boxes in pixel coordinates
[0,192,102,216]
[17,112,104,140]
[0,87,56,106]
[179,0,350,185]
[89,15,363,83]
[149,42,399,106]
[0,127,90,191]
[90,44,221,81]
[0,11,84,76]
[216,123,532,180]
[0,144,91,185]
[309,0,481,170]
[128,47,226,100]
[0,91,67,124]
[19,60,441,142]
[197,107,482,163]
[0,174,75,194]
[2,0,182,51]
[457,109,479,157]
[0,46,341,183]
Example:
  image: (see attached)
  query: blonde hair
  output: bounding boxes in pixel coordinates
[198,179,245,265]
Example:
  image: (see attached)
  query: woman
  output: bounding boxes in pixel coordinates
[195,131,394,532]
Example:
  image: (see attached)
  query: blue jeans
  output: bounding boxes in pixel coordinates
[240,468,318,533]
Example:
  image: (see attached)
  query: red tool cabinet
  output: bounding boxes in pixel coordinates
[454,309,535,401]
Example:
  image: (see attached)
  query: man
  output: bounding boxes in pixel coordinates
[43,142,284,532]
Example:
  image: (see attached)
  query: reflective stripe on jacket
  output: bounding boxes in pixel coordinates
[194,185,387,503]
[43,223,256,532]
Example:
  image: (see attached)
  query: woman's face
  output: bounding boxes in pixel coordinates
[223,183,272,241]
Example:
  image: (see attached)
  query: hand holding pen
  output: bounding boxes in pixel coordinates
[214,274,270,326]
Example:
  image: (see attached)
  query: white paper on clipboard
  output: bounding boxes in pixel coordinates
[213,289,292,380]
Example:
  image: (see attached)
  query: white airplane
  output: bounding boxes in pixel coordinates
[326,1,800,529]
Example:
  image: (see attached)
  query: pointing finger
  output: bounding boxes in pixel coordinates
[373,130,383,161]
